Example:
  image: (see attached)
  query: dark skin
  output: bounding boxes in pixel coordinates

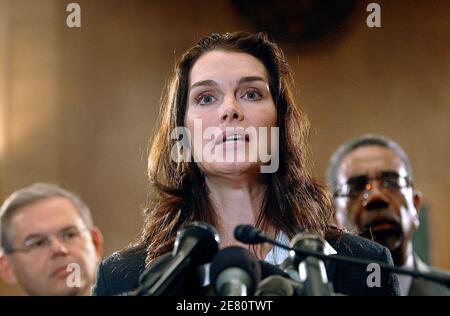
[334,145,421,266]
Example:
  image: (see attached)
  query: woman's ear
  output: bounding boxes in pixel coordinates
[0,255,18,284]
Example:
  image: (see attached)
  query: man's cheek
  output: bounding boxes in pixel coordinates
[390,196,407,216]
[352,204,367,229]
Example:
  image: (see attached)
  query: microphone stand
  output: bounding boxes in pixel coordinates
[293,235,334,296]
[255,232,450,288]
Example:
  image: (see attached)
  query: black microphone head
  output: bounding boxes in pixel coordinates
[234,224,265,245]
[210,246,262,295]
[173,221,220,265]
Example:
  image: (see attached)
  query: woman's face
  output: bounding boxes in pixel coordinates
[184,50,277,178]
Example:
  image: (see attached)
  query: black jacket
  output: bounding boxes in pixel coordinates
[408,253,450,296]
[92,233,400,296]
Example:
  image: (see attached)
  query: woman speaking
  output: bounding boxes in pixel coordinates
[93,32,399,296]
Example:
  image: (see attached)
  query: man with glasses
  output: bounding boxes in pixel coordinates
[327,134,449,296]
[0,183,103,295]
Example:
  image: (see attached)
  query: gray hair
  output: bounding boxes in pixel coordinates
[0,183,94,253]
[327,134,413,195]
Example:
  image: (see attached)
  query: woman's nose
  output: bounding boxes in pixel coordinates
[220,96,244,123]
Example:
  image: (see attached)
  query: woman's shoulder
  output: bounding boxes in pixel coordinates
[92,243,147,296]
[103,243,147,269]
[328,231,392,261]
[325,231,400,296]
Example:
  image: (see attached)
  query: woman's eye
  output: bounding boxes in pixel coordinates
[242,89,262,101]
[196,94,215,105]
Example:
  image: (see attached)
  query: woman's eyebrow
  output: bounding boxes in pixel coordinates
[190,76,267,90]
[190,79,218,89]
[237,76,267,85]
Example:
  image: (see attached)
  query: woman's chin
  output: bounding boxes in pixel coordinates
[202,161,261,177]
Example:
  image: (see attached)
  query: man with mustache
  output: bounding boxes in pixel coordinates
[0,183,103,295]
[327,134,449,296]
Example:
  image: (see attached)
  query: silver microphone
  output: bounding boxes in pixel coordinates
[289,233,334,296]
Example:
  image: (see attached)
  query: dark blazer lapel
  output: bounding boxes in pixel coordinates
[325,255,337,286]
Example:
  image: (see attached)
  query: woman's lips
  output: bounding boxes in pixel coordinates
[215,130,250,145]
[220,138,248,145]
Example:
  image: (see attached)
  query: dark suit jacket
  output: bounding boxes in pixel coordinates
[408,253,450,296]
[92,233,400,296]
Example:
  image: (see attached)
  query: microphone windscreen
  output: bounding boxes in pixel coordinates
[234,224,263,244]
[174,222,220,265]
[210,246,262,294]
[255,275,295,296]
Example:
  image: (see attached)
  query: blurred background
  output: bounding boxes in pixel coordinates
[0,0,448,294]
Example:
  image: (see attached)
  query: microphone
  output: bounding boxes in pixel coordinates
[234,224,265,244]
[279,256,301,282]
[255,275,300,296]
[259,260,291,280]
[234,224,450,288]
[140,222,220,296]
[289,233,334,296]
[210,246,262,296]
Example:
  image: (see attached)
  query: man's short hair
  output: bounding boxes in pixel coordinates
[327,134,414,195]
[0,183,94,253]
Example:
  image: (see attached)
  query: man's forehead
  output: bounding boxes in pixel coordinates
[9,197,83,237]
[338,145,407,179]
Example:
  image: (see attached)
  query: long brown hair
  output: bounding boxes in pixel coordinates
[140,31,334,266]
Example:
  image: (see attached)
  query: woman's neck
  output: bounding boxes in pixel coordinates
[205,175,275,259]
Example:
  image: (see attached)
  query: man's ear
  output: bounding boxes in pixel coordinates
[0,254,18,284]
[89,227,104,260]
[413,190,423,212]
[411,190,422,231]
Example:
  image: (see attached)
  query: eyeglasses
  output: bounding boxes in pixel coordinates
[6,226,90,255]
[334,172,412,199]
